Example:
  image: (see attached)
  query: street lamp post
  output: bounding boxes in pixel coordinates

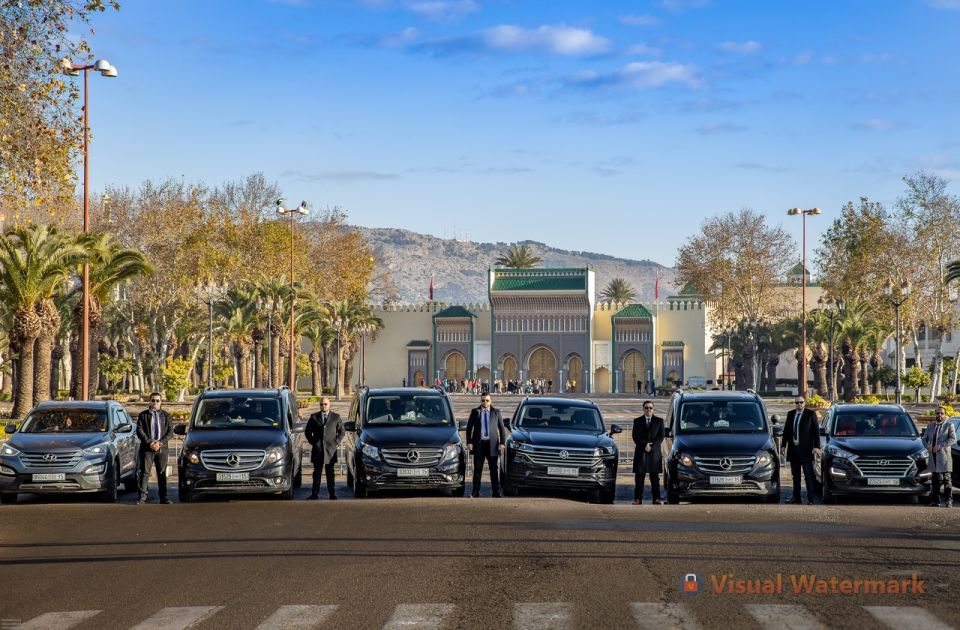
[884,278,912,405]
[194,278,228,389]
[265,297,278,388]
[253,300,264,387]
[62,57,117,400]
[358,324,371,387]
[276,199,308,390]
[788,207,821,396]
[722,327,732,391]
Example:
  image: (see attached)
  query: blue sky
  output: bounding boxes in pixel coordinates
[84,0,960,268]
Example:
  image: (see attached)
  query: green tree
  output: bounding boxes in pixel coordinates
[495,244,541,269]
[600,277,636,303]
[904,365,931,402]
[158,357,192,402]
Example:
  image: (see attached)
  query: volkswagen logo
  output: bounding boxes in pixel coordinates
[406,450,421,463]
[719,457,733,470]
[43,453,57,461]
[559,450,569,459]
[225,453,241,467]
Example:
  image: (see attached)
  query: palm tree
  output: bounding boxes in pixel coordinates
[214,285,260,388]
[298,298,332,396]
[495,244,541,269]
[0,225,86,418]
[600,277,636,303]
[863,321,893,395]
[254,275,295,388]
[838,299,871,402]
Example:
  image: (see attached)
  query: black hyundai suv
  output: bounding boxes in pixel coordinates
[814,404,931,504]
[501,397,621,503]
[174,387,305,502]
[663,390,782,503]
[343,387,466,497]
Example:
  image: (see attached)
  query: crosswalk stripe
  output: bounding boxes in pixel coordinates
[129,606,223,630]
[513,603,573,629]
[17,611,101,630]
[256,605,338,629]
[631,603,703,629]
[381,604,455,630]
[865,606,953,630]
[745,604,825,630]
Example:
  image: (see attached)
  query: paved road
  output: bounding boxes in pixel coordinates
[1,491,958,629]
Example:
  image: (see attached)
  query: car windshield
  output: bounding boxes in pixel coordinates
[678,401,765,433]
[19,409,108,433]
[515,404,603,432]
[365,394,452,426]
[831,412,918,438]
[192,397,282,430]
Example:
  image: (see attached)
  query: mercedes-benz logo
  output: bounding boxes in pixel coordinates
[225,453,241,467]
[719,457,733,470]
[43,453,57,461]
[406,449,421,463]
[559,450,569,459]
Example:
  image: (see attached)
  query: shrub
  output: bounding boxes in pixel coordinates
[805,394,830,409]
[853,395,882,404]
[158,358,194,401]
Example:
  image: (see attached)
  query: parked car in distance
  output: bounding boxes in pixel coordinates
[951,417,960,493]
[815,404,931,504]
[343,387,466,498]
[662,390,782,504]
[0,401,140,504]
[501,397,620,503]
[174,387,305,502]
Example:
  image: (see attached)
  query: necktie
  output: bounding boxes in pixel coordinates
[793,412,801,446]
[932,423,940,445]
[152,411,160,441]
[482,410,489,440]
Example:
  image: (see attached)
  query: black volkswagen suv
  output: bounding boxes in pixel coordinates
[815,404,931,504]
[343,387,466,497]
[174,387,305,502]
[663,390,782,503]
[500,397,621,503]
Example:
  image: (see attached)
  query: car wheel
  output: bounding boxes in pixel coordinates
[599,487,616,504]
[667,486,680,505]
[100,462,119,503]
[451,484,466,497]
[0,492,17,505]
[292,456,303,489]
[280,472,294,500]
[821,477,836,505]
[346,468,354,489]
[122,463,139,493]
[353,477,368,499]
[178,482,192,503]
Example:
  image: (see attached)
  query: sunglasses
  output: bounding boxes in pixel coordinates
[795,401,805,405]
[150,399,161,403]
[643,407,653,410]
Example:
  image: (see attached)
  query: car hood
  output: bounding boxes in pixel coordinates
[509,428,613,449]
[829,436,923,456]
[672,432,772,455]
[8,432,108,452]
[184,429,286,450]
[360,425,459,448]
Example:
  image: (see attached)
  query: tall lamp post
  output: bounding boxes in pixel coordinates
[253,300,265,387]
[722,327,733,390]
[265,297,278,388]
[884,278,912,405]
[818,296,844,402]
[787,207,821,396]
[194,278,229,388]
[276,198,308,389]
[358,324,371,387]
[62,57,117,400]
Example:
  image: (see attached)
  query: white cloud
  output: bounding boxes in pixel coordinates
[625,43,661,57]
[659,0,711,12]
[619,14,661,26]
[696,123,747,135]
[570,61,699,90]
[926,0,960,8]
[851,119,900,132]
[379,27,421,47]
[716,40,761,54]
[483,24,611,56]
[407,0,478,20]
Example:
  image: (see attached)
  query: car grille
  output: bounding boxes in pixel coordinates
[383,473,449,484]
[20,451,83,469]
[381,447,443,467]
[21,480,83,491]
[526,446,599,467]
[200,450,265,472]
[196,479,271,489]
[853,456,914,477]
[694,456,756,474]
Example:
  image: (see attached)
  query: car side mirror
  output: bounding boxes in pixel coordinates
[770,414,779,425]
[173,424,187,436]
[293,422,306,433]
[609,424,623,436]
[117,424,133,433]
[343,421,357,432]
[457,420,467,431]
[4,422,16,434]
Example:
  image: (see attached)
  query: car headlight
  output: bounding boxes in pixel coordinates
[82,444,109,457]
[0,444,20,457]
[825,444,857,460]
[754,451,772,467]
[678,452,695,467]
[595,445,616,457]
[265,446,285,464]
[82,463,106,475]
[510,442,534,452]
[442,444,460,462]
[361,443,380,460]
[186,450,200,464]
[0,465,15,475]
[910,449,929,460]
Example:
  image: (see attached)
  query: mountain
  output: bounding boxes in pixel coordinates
[353,226,677,304]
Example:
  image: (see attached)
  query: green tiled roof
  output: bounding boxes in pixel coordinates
[662,340,685,347]
[678,282,701,295]
[491,268,587,292]
[432,305,476,319]
[406,339,431,347]
[613,304,653,319]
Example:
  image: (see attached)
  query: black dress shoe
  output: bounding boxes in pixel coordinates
[471,493,480,498]
[785,497,801,504]
[136,499,146,505]
[492,493,502,498]
[306,494,319,500]
[329,495,337,500]
[160,499,172,504]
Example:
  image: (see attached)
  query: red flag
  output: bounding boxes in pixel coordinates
[654,271,661,300]
[429,274,434,301]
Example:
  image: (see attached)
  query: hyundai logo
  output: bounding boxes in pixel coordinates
[407,450,421,463]
[559,450,569,459]
[719,457,733,470]
[225,453,241,467]
[878,459,889,467]
[43,453,57,461]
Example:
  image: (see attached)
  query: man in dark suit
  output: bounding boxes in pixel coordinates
[466,394,507,497]
[136,392,173,504]
[305,397,344,500]
[782,396,821,504]
[632,400,665,504]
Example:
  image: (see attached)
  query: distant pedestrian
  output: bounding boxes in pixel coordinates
[136,392,173,504]
[923,406,956,508]
[632,400,664,504]
[783,397,820,504]
[305,397,344,500]
[637,380,642,394]
[466,394,506,497]
[402,377,407,387]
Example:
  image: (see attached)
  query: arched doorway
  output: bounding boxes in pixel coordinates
[413,370,425,387]
[444,351,466,381]
[566,355,583,392]
[528,346,557,387]
[476,366,490,385]
[623,350,646,394]
[502,355,518,382]
[594,367,610,393]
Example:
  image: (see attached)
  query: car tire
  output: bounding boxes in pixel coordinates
[599,487,616,504]
[451,483,466,497]
[346,469,354,489]
[504,482,520,497]
[100,462,119,503]
[122,463,139,493]
[292,456,303,489]
[178,482,192,503]
[0,492,17,504]
[667,486,680,505]
[353,477,368,499]
[821,478,836,505]
[280,472,294,500]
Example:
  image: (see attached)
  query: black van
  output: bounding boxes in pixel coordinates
[342,387,466,497]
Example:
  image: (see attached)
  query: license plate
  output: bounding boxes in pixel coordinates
[867,477,899,486]
[709,475,742,485]
[547,466,579,476]
[216,472,249,482]
[397,468,429,477]
[32,473,65,482]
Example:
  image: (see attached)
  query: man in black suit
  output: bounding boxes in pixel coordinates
[136,392,173,504]
[305,397,344,500]
[466,394,507,497]
[783,396,821,504]
[632,400,665,504]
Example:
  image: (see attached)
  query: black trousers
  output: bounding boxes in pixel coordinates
[634,469,661,501]
[472,441,500,496]
[138,448,168,501]
[931,472,953,504]
[790,459,816,500]
[312,462,336,497]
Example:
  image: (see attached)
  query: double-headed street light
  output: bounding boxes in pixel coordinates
[884,278,912,405]
[276,198,308,390]
[62,57,117,400]
[788,207,821,396]
[194,278,229,388]
[818,296,845,402]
